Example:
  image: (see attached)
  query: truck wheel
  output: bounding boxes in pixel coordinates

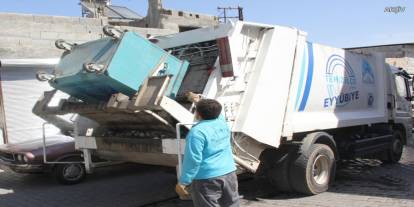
[54,157,86,185]
[381,131,403,164]
[262,147,294,192]
[290,144,335,195]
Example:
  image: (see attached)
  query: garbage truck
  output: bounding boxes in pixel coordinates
[33,21,412,195]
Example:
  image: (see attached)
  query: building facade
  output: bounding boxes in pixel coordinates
[347,43,414,75]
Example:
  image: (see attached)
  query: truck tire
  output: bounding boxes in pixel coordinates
[381,131,404,164]
[262,147,294,192]
[289,144,335,195]
[54,156,86,185]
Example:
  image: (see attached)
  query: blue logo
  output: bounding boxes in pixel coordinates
[368,93,374,107]
[362,60,375,84]
[324,55,359,108]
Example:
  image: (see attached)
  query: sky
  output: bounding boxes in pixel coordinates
[0,0,413,48]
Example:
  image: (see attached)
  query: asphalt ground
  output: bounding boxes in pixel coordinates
[1,147,413,207]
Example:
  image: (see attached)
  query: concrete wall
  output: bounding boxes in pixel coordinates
[145,0,218,32]
[0,12,176,59]
[147,0,162,28]
[159,9,218,31]
[347,44,414,74]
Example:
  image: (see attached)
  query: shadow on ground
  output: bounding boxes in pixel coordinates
[0,164,178,207]
[2,147,413,207]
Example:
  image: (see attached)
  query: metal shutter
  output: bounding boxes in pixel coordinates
[0,67,68,143]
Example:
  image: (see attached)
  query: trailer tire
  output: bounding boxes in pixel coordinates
[290,144,335,195]
[381,131,404,164]
[263,147,294,192]
[54,156,86,185]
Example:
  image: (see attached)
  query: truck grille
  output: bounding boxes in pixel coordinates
[0,151,15,161]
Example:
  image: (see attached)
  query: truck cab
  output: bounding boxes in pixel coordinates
[388,66,412,146]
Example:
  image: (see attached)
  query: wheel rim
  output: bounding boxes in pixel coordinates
[63,164,83,181]
[312,154,330,185]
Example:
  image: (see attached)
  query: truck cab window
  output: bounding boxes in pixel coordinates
[395,75,410,99]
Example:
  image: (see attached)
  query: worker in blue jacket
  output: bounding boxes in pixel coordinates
[175,98,240,207]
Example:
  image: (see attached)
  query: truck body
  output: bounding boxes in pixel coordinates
[34,22,412,195]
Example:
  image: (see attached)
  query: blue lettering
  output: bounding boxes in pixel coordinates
[324,98,329,107]
[323,91,360,107]
[331,97,337,105]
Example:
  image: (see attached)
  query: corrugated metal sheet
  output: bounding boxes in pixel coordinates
[0,67,69,143]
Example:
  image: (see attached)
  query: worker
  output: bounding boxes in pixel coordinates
[175,98,240,207]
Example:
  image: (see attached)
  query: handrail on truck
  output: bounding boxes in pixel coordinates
[175,123,195,180]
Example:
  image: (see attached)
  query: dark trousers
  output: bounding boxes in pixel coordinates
[191,172,240,207]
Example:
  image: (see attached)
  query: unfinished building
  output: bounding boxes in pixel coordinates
[346,43,414,75]
[144,0,219,31]
[80,0,219,32]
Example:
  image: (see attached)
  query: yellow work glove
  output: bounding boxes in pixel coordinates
[175,183,192,200]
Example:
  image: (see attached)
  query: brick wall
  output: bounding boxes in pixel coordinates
[0,13,176,59]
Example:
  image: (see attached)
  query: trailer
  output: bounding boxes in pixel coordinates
[34,22,412,195]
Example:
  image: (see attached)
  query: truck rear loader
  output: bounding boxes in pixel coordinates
[34,21,412,195]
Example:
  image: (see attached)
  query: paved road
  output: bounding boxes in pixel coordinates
[0,164,178,207]
[1,147,414,207]
[153,147,414,207]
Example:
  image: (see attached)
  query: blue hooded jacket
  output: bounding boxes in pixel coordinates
[179,116,236,185]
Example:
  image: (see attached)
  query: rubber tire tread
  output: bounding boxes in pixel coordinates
[289,144,335,195]
[381,131,404,164]
[54,156,86,185]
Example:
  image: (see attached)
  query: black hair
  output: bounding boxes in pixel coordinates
[195,99,222,120]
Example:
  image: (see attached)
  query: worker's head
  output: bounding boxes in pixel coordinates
[195,99,222,120]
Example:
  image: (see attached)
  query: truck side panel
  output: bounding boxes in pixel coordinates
[284,43,388,135]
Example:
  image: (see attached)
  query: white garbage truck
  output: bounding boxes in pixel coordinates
[34,21,412,195]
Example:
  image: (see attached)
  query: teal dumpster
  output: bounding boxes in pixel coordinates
[50,32,189,103]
